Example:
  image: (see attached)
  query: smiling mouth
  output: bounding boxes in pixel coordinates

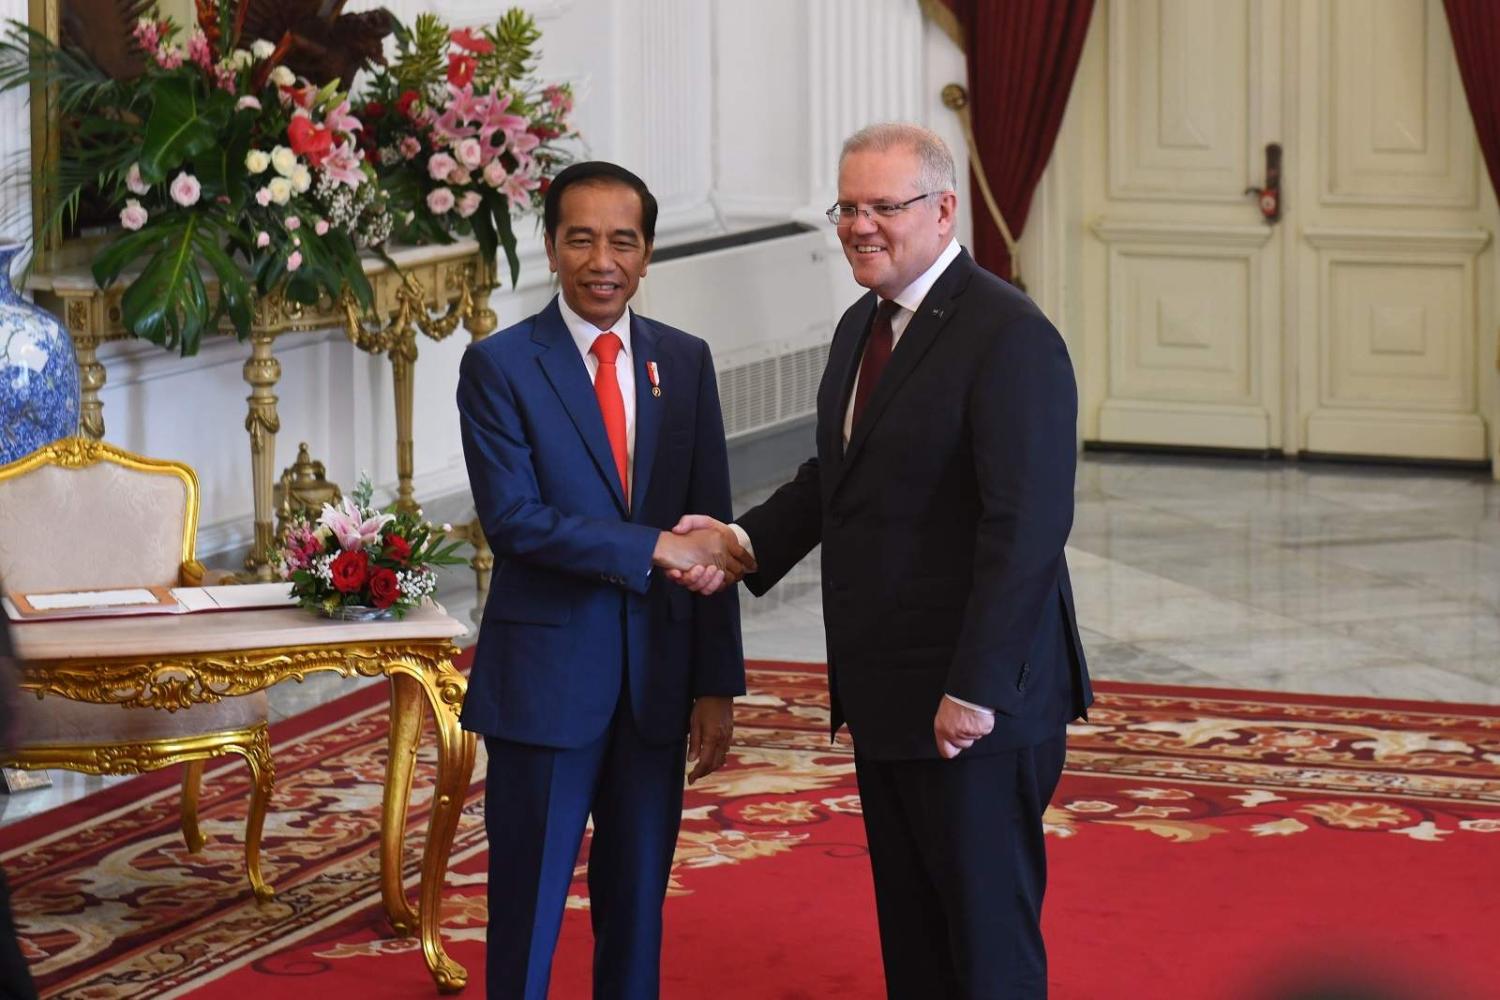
[853,245,885,255]
[583,281,622,293]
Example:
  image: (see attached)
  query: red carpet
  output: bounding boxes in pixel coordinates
[3,660,1497,999]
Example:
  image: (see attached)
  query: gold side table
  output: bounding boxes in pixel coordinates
[10,605,478,993]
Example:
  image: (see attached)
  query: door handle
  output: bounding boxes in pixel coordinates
[1245,142,1282,224]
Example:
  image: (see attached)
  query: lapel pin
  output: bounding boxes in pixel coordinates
[931,307,946,318]
[646,360,661,397]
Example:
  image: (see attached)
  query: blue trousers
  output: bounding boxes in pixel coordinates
[483,696,687,1000]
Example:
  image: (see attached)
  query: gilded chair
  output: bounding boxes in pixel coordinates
[0,436,273,900]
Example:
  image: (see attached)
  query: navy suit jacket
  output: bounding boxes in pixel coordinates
[737,250,1092,759]
[456,298,744,749]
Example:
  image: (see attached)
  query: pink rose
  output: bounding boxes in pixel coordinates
[119,199,148,230]
[456,191,483,218]
[399,136,421,160]
[448,167,472,186]
[169,171,201,207]
[125,163,150,196]
[256,230,270,248]
[482,159,507,188]
[314,218,329,236]
[456,137,483,169]
[426,187,455,214]
[286,250,303,271]
[285,216,301,231]
[255,187,273,207]
[427,152,457,181]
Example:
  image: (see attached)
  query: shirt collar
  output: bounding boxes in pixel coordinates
[888,239,962,314]
[557,293,632,360]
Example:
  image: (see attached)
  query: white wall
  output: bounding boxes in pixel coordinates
[3,0,980,559]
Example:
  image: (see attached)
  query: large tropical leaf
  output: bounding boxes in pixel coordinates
[137,75,220,183]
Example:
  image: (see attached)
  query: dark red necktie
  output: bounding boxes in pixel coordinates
[851,299,900,429]
[590,332,629,502]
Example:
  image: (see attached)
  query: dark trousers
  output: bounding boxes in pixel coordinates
[855,729,1067,1000]
[482,695,687,1000]
[0,867,36,1000]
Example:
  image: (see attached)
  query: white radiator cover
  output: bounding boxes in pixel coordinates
[633,227,841,440]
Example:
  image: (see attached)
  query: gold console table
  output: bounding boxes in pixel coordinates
[26,242,497,586]
[10,605,477,993]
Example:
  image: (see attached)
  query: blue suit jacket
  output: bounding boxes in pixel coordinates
[456,298,745,749]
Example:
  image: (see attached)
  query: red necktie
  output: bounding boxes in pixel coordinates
[851,299,900,429]
[590,332,629,502]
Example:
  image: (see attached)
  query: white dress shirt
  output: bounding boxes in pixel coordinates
[730,240,992,717]
[558,293,636,470]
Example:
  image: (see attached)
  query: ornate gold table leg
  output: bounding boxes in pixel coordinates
[387,652,476,994]
[389,329,421,516]
[380,669,425,935]
[227,725,277,902]
[243,330,282,580]
[180,760,207,852]
[69,316,107,440]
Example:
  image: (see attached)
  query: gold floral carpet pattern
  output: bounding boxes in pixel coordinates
[3,664,1496,998]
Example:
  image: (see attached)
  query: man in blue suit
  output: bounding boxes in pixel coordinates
[456,161,750,999]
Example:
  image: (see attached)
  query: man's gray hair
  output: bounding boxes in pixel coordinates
[841,123,958,194]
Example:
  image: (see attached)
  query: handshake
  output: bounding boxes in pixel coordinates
[651,515,755,597]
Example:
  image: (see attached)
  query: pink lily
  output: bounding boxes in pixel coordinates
[319,497,395,551]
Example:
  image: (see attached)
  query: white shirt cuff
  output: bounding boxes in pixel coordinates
[945,694,995,715]
[728,522,754,559]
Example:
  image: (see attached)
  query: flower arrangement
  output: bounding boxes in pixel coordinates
[0,5,388,355]
[275,475,467,619]
[353,9,576,286]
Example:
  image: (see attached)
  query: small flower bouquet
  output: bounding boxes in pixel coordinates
[353,9,577,286]
[0,5,389,355]
[275,476,468,620]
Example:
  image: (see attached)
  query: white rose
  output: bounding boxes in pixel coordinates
[267,177,293,205]
[269,65,295,87]
[244,149,271,174]
[250,39,275,60]
[270,145,298,178]
[229,48,253,69]
[290,164,312,193]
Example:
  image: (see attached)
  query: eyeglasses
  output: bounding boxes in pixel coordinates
[825,192,940,226]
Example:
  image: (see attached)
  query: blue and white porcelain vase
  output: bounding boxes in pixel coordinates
[0,243,79,464]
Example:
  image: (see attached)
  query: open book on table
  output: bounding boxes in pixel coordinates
[2,582,296,622]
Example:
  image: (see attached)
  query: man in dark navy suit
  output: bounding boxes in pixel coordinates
[675,124,1091,998]
[456,161,750,999]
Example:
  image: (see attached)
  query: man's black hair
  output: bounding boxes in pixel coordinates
[543,161,658,244]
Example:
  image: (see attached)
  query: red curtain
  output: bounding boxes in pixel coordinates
[1443,2,1500,201]
[927,0,1095,283]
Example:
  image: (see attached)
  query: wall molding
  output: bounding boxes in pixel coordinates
[1092,219,1274,249]
[1303,226,1491,254]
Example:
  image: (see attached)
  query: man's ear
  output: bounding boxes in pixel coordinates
[640,242,653,277]
[544,233,559,272]
[936,191,959,234]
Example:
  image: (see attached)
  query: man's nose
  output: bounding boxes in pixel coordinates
[586,242,615,270]
[849,211,879,237]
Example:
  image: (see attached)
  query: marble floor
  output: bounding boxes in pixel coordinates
[3,451,1497,825]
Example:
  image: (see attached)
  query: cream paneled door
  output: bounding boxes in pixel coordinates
[1078,0,1496,462]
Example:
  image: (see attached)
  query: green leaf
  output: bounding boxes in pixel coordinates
[138,75,220,183]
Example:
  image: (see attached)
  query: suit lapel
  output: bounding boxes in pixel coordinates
[628,314,664,521]
[838,252,974,478]
[822,294,876,463]
[533,299,628,514]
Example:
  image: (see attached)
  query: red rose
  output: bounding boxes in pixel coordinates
[384,533,412,564]
[447,53,476,88]
[395,90,421,118]
[363,100,386,119]
[369,567,400,608]
[538,176,552,195]
[330,549,369,594]
[288,115,334,166]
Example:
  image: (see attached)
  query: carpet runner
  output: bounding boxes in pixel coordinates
[2,659,1496,999]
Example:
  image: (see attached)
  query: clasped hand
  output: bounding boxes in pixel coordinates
[652,516,756,596]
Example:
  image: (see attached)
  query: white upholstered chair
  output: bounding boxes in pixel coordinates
[0,437,273,900]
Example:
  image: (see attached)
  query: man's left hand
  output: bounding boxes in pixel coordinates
[687,695,735,784]
[934,697,995,759]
